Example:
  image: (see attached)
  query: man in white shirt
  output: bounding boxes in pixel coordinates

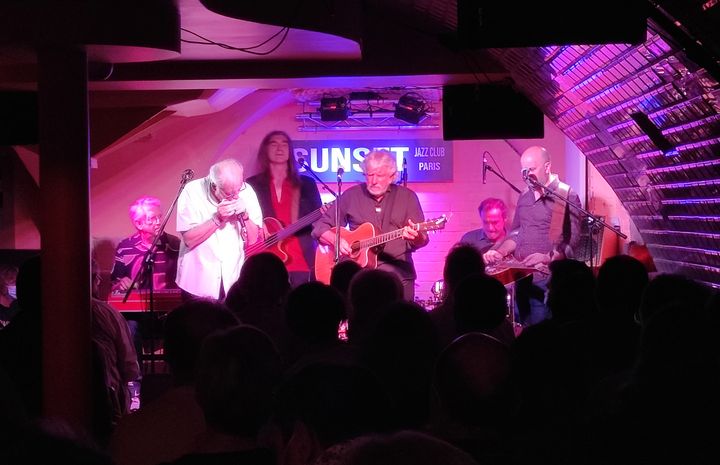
[176,159,263,300]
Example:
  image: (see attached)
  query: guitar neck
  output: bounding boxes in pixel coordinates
[274,208,324,241]
[354,228,405,250]
[246,205,326,256]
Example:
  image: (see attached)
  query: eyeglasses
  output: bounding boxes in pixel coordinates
[144,216,162,224]
[213,182,246,200]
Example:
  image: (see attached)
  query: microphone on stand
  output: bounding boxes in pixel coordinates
[482,155,488,184]
[181,169,194,183]
[337,167,344,181]
[402,157,408,187]
[297,157,306,169]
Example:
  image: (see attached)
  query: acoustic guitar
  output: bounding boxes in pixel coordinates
[245,204,329,263]
[314,215,448,284]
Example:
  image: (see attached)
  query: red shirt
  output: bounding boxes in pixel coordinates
[271,177,310,272]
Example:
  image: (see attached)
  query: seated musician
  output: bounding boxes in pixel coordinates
[111,196,180,293]
[458,197,508,264]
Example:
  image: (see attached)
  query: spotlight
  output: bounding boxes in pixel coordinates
[394,93,427,124]
[320,97,350,121]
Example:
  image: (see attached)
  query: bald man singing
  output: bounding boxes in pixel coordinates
[485,146,582,326]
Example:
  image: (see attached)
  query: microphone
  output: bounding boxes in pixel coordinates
[482,155,488,184]
[297,157,306,168]
[337,167,344,181]
[523,172,540,189]
[403,157,408,186]
[181,169,194,183]
[236,210,248,240]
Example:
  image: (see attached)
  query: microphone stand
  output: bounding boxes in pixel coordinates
[123,170,192,373]
[486,165,522,194]
[298,159,338,198]
[334,171,343,264]
[398,157,408,187]
[525,174,627,268]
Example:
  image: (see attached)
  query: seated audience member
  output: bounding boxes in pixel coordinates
[453,273,515,346]
[0,264,19,328]
[626,241,657,274]
[329,259,363,302]
[159,325,282,465]
[338,430,480,465]
[545,258,597,324]
[0,255,42,418]
[591,255,648,379]
[429,243,486,348]
[346,268,403,345]
[284,281,348,368]
[458,197,508,259]
[271,362,397,465]
[111,196,180,293]
[1,417,114,465]
[359,301,440,429]
[429,333,515,464]
[636,272,713,327]
[224,252,292,359]
[90,259,141,443]
[109,299,238,465]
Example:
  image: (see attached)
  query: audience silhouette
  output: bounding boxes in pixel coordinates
[3,244,718,465]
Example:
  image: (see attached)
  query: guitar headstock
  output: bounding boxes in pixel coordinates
[418,215,448,232]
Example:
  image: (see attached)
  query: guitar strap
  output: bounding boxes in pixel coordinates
[548,179,571,251]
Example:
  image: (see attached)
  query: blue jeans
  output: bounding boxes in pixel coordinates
[515,273,551,327]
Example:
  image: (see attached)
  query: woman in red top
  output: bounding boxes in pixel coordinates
[246,131,323,287]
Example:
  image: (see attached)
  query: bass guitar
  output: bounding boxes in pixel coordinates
[314,215,447,284]
[245,204,329,263]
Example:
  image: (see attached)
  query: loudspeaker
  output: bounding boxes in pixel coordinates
[629,111,675,154]
[442,84,543,140]
[0,92,38,145]
[457,0,647,48]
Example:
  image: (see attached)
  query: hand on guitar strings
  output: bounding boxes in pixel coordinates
[336,237,353,256]
[483,249,504,266]
[403,219,427,247]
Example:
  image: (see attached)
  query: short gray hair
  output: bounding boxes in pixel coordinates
[361,150,397,175]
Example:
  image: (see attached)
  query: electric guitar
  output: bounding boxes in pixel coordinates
[244,203,330,263]
[314,215,448,285]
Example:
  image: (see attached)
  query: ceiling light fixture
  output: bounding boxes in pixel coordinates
[319,97,350,121]
[394,93,428,125]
